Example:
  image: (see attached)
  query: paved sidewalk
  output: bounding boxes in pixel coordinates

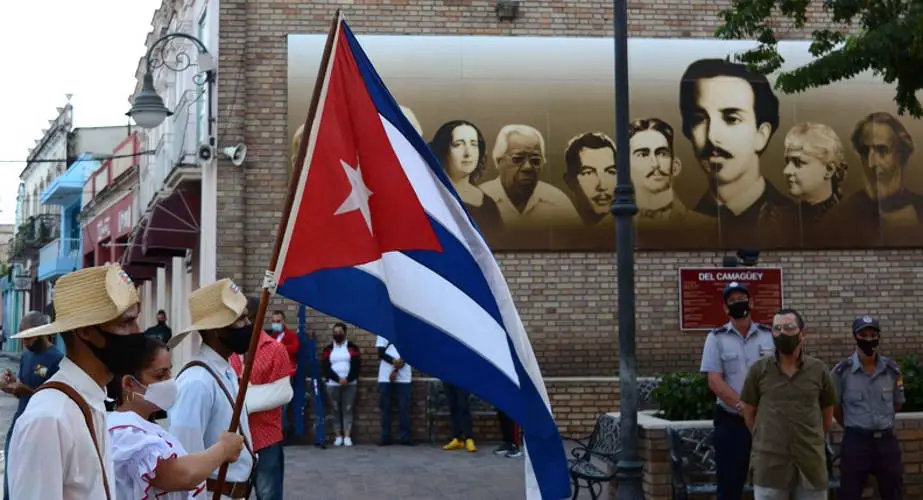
[283,443,529,499]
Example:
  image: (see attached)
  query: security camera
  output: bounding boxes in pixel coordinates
[197,144,214,163]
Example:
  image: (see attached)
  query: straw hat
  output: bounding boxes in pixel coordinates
[13,264,140,339]
[167,278,247,349]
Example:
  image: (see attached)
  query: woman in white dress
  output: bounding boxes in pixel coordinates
[106,337,244,499]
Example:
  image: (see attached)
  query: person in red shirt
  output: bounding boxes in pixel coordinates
[231,298,294,500]
[269,310,299,376]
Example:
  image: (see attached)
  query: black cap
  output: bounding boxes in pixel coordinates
[722,282,750,301]
[852,315,880,334]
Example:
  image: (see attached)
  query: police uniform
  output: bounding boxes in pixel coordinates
[831,316,904,500]
[699,282,775,500]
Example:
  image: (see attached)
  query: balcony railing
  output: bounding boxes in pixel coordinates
[9,214,59,262]
[137,88,201,212]
[37,237,80,281]
[170,88,199,168]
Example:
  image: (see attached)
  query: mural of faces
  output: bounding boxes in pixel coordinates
[285,36,923,249]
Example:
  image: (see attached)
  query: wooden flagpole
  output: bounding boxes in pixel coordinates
[211,10,344,499]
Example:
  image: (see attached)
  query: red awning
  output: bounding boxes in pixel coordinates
[141,187,201,259]
[120,218,166,282]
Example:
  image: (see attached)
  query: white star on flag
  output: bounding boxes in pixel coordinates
[335,158,374,233]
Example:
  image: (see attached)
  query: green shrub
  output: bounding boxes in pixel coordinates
[897,355,923,412]
[651,371,714,421]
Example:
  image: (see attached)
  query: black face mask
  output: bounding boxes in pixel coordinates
[220,325,253,355]
[333,334,346,344]
[26,339,48,353]
[774,333,802,355]
[727,301,750,319]
[856,337,880,357]
[86,327,148,375]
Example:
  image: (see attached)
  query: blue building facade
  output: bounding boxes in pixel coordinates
[37,155,94,282]
[33,154,96,353]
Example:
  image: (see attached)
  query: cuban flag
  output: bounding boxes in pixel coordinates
[274,13,570,499]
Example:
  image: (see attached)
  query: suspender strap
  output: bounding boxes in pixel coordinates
[33,381,113,500]
[177,360,256,459]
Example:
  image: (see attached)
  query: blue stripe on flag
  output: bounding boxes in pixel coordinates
[276,266,570,498]
[402,216,505,327]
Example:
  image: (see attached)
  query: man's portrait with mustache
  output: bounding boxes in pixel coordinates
[679,58,795,248]
[562,131,617,226]
[627,118,715,244]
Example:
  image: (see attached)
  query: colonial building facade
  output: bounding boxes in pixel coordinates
[124,0,217,367]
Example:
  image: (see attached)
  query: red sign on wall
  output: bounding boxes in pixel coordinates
[83,193,134,255]
[679,267,784,331]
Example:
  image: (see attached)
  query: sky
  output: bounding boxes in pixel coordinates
[0,0,162,224]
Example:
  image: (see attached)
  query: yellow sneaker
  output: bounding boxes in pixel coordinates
[443,438,464,450]
[465,438,477,452]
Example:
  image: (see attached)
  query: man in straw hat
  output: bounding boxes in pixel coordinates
[7,263,146,500]
[168,278,256,499]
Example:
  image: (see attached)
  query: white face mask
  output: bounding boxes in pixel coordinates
[134,379,178,411]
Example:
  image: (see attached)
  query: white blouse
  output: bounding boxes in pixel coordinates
[107,411,204,500]
[327,342,353,385]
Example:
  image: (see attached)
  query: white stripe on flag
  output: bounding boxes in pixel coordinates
[356,253,520,385]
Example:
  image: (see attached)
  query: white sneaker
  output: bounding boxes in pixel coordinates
[334,436,344,446]
[343,436,353,447]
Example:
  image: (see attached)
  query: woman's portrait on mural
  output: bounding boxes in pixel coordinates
[428,120,503,232]
[779,122,848,246]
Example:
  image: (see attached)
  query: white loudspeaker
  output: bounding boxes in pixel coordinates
[220,144,247,167]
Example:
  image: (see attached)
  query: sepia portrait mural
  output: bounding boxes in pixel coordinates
[286,35,923,251]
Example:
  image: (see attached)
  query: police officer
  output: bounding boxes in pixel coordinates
[832,315,905,500]
[699,282,775,500]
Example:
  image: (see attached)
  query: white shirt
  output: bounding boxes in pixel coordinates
[327,342,352,385]
[168,344,254,484]
[108,410,201,499]
[375,336,412,383]
[480,178,581,227]
[8,357,116,500]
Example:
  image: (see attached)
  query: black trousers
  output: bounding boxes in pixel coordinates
[712,406,752,500]
[839,428,903,500]
[498,410,517,445]
[444,382,473,438]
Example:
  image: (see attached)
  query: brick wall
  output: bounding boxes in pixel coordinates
[301,376,619,444]
[216,0,923,380]
[628,412,923,499]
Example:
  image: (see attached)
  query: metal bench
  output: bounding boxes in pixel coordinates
[424,379,498,444]
[666,427,734,500]
[563,413,620,500]
[667,427,841,499]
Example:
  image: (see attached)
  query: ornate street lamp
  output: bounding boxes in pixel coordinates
[611,0,644,496]
[127,32,216,132]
